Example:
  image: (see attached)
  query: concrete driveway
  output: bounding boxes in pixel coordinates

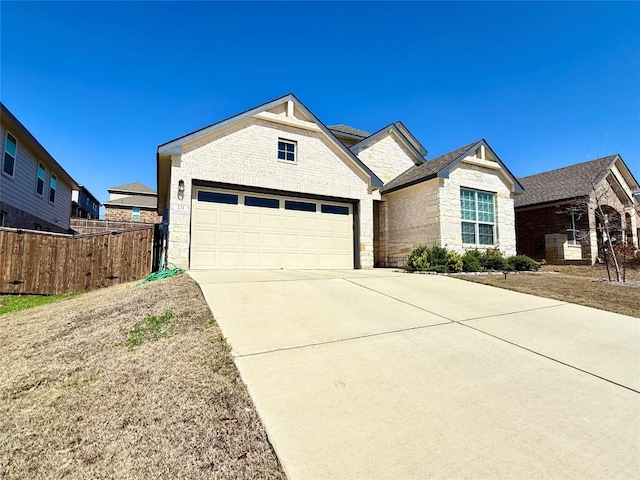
[190,269,640,480]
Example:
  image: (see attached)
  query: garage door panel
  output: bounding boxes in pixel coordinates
[219,211,241,226]
[191,188,354,269]
[218,231,240,246]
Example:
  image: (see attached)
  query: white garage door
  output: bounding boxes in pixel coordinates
[190,188,354,269]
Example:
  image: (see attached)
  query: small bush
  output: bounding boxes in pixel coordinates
[481,248,511,271]
[507,255,541,271]
[407,245,462,273]
[462,249,483,272]
[408,245,432,271]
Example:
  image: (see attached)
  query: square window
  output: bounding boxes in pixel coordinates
[278,139,296,162]
[3,132,17,177]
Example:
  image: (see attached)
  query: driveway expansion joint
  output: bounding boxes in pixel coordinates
[233,319,454,359]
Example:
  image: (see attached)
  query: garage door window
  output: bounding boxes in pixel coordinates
[321,204,349,215]
[198,191,238,204]
[245,196,279,209]
[285,200,316,212]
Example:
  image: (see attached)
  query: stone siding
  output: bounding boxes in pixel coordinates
[377,159,518,265]
[356,133,418,184]
[105,206,161,224]
[441,161,517,257]
[167,116,375,269]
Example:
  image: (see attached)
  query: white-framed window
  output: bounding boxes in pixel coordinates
[460,188,496,245]
[132,207,141,221]
[567,210,579,245]
[277,139,296,162]
[36,163,46,196]
[49,174,57,203]
[3,132,17,177]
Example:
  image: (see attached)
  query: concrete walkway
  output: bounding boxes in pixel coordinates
[191,269,640,480]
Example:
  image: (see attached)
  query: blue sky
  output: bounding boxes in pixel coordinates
[2,1,639,207]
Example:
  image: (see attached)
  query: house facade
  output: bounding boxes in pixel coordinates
[515,155,639,264]
[72,185,101,219]
[0,103,78,233]
[104,182,161,224]
[157,94,522,270]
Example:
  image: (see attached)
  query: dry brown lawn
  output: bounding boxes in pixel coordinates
[456,265,640,318]
[0,274,285,480]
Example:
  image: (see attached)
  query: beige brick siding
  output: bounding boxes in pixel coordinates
[377,159,517,266]
[356,133,417,184]
[376,180,441,266]
[440,161,516,256]
[105,206,161,224]
[167,116,375,269]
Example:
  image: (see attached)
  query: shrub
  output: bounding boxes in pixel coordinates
[407,245,462,273]
[481,247,511,271]
[462,249,483,272]
[408,245,432,271]
[507,255,541,271]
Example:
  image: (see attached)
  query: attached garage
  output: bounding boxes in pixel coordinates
[190,187,355,269]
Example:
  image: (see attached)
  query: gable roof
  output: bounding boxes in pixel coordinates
[327,124,371,139]
[104,195,157,209]
[381,139,523,195]
[108,181,157,195]
[515,155,633,208]
[157,94,384,211]
[350,121,427,163]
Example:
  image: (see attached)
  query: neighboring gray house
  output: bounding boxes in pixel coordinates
[72,185,101,219]
[156,93,523,270]
[515,155,639,264]
[0,103,78,233]
[104,182,161,224]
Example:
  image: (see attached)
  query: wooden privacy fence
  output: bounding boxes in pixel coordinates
[0,226,154,295]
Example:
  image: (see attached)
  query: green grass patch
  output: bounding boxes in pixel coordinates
[0,293,81,316]
[121,311,174,348]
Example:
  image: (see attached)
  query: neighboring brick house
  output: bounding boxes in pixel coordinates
[515,155,639,264]
[1,103,79,233]
[156,93,523,270]
[104,182,161,224]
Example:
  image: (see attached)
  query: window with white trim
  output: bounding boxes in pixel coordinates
[49,174,57,203]
[36,163,46,196]
[567,210,579,245]
[277,139,296,162]
[3,132,17,177]
[460,188,495,245]
[132,207,141,221]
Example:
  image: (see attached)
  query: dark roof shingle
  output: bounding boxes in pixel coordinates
[515,156,618,208]
[327,124,371,138]
[108,182,157,194]
[103,195,158,209]
[381,140,481,194]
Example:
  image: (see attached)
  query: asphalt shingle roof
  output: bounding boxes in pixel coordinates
[327,124,371,138]
[380,140,481,194]
[108,181,157,194]
[103,196,158,209]
[515,155,618,208]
